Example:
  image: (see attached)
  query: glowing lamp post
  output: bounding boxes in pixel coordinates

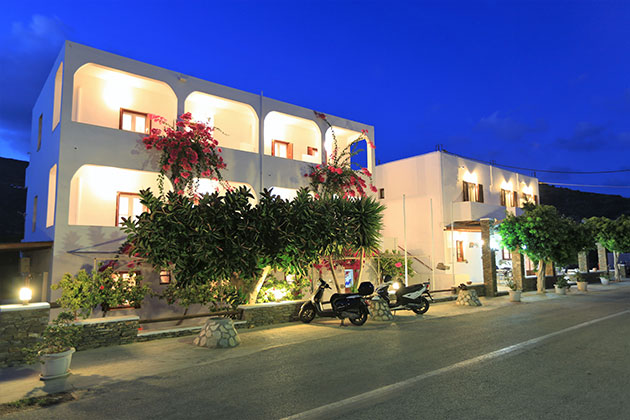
[19,287,32,305]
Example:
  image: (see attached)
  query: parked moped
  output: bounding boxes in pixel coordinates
[299,279,374,326]
[375,275,432,314]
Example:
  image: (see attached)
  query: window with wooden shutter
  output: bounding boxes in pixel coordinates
[500,189,507,206]
[463,181,470,201]
[456,240,465,262]
[513,191,518,207]
[534,195,539,205]
[272,140,293,159]
[477,184,484,203]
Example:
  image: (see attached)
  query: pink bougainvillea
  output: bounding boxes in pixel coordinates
[306,111,377,200]
[142,112,226,196]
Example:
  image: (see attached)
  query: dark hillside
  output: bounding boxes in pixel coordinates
[539,183,630,221]
[0,157,28,242]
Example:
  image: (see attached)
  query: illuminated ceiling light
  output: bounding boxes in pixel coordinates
[103,82,132,110]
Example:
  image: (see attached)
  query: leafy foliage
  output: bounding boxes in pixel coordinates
[142,112,226,196]
[586,215,630,254]
[498,203,593,292]
[159,280,244,310]
[23,312,81,363]
[53,268,150,317]
[379,250,415,280]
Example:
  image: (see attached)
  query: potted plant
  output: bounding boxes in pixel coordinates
[599,272,610,286]
[576,272,588,292]
[554,276,569,295]
[505,277,521,302]
[24,312,81,380]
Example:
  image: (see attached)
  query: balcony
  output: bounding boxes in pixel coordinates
[451,201,507,222]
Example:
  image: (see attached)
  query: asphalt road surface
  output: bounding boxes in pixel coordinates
[4,288,630,419]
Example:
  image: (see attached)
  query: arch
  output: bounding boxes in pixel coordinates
[325,126,374,173]
[264,112,321,163]
[184,92,259,153]
[69,165,172,226]
[72,63,177,131]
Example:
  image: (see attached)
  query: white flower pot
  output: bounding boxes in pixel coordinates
[600,277,610,285]
[554,285,567,295]
[577,281,588,292]
[39,347,75,380]
[508,290,521,302]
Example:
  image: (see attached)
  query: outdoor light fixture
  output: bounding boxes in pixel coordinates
[19,287,32,305]
[392,282,400,291]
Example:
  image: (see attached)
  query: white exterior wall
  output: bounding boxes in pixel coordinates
[24,41,374,319]
[375,151,539,291]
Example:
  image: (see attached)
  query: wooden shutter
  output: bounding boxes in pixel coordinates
[500,190,506,206]
[462,181,470,201]
[513,191,518,207]
[534,194,539,205]
[477,184,484,203]
[287,143,293,159]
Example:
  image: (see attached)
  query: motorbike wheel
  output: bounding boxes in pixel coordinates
[299,303,316,323]
[411,297,430,314]
[349,308,368,326]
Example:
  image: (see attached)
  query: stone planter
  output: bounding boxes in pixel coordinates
[39,347,75,380]
[577,281,588,292]
[369,297,394,321]
[455,289,482,306]
[554,285,567,295]
[508,290,521,302]
[600,277,610,286]
[193,318,240,349]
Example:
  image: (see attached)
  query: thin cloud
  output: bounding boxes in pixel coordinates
[476,111,547,142]
[0,15,69,159]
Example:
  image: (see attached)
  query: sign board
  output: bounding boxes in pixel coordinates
[344,269,354,288]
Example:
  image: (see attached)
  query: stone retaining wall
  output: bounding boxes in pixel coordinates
[73,316,139,350]
[0,303,50,367]
[240,301,305,327]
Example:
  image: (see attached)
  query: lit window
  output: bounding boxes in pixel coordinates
[456,240,465,262]
[463,181,484,203]
[46,165,57,227]
[111,271,141,308]
[159,270,171,285]
[272,140,293,159]
[502,248,512,260]
[119,109,150,133]
[116,192,147,226]
[52,62,63,130]
[500,189,517,207]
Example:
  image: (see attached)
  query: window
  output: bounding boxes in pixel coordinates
[159,270,171,285]
[111,271,141,308]
[32,195,38,232]
[456,240,465,262]
[534,195,539,205]
[52,62,63,130]
[502,248,512,260]
[463,181,484,203]
[116,192,147,226]
[272,140,293,159]
[46,165,57,227]
[119,109,150,133]
[379,188,385,199]
[37,114,43,151]
[500,189,517,207]
[307,146,318,156]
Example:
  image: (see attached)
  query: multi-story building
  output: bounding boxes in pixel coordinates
[22,41,374,317]
[374,150,539,294]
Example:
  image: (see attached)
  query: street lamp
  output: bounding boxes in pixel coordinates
[19,287,32,305]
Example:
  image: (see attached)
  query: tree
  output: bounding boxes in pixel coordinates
[498,204,592,293]
[586,215,630,281]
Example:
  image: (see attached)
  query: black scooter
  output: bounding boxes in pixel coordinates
[375,276,433,314]
[299,279,374,326]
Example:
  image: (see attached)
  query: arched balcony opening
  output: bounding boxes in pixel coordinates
[69,165,172,226]
[185,92,259,153]
[264,112,321,163]
[324,126,372,170]
[72,63,177,133]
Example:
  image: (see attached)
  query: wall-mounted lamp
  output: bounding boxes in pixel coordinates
[178,75,188,83]
[19,287,32,305]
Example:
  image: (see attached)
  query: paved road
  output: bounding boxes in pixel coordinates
[4,288,630,419]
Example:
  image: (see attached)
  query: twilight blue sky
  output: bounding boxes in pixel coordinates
[1,0,629,196]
